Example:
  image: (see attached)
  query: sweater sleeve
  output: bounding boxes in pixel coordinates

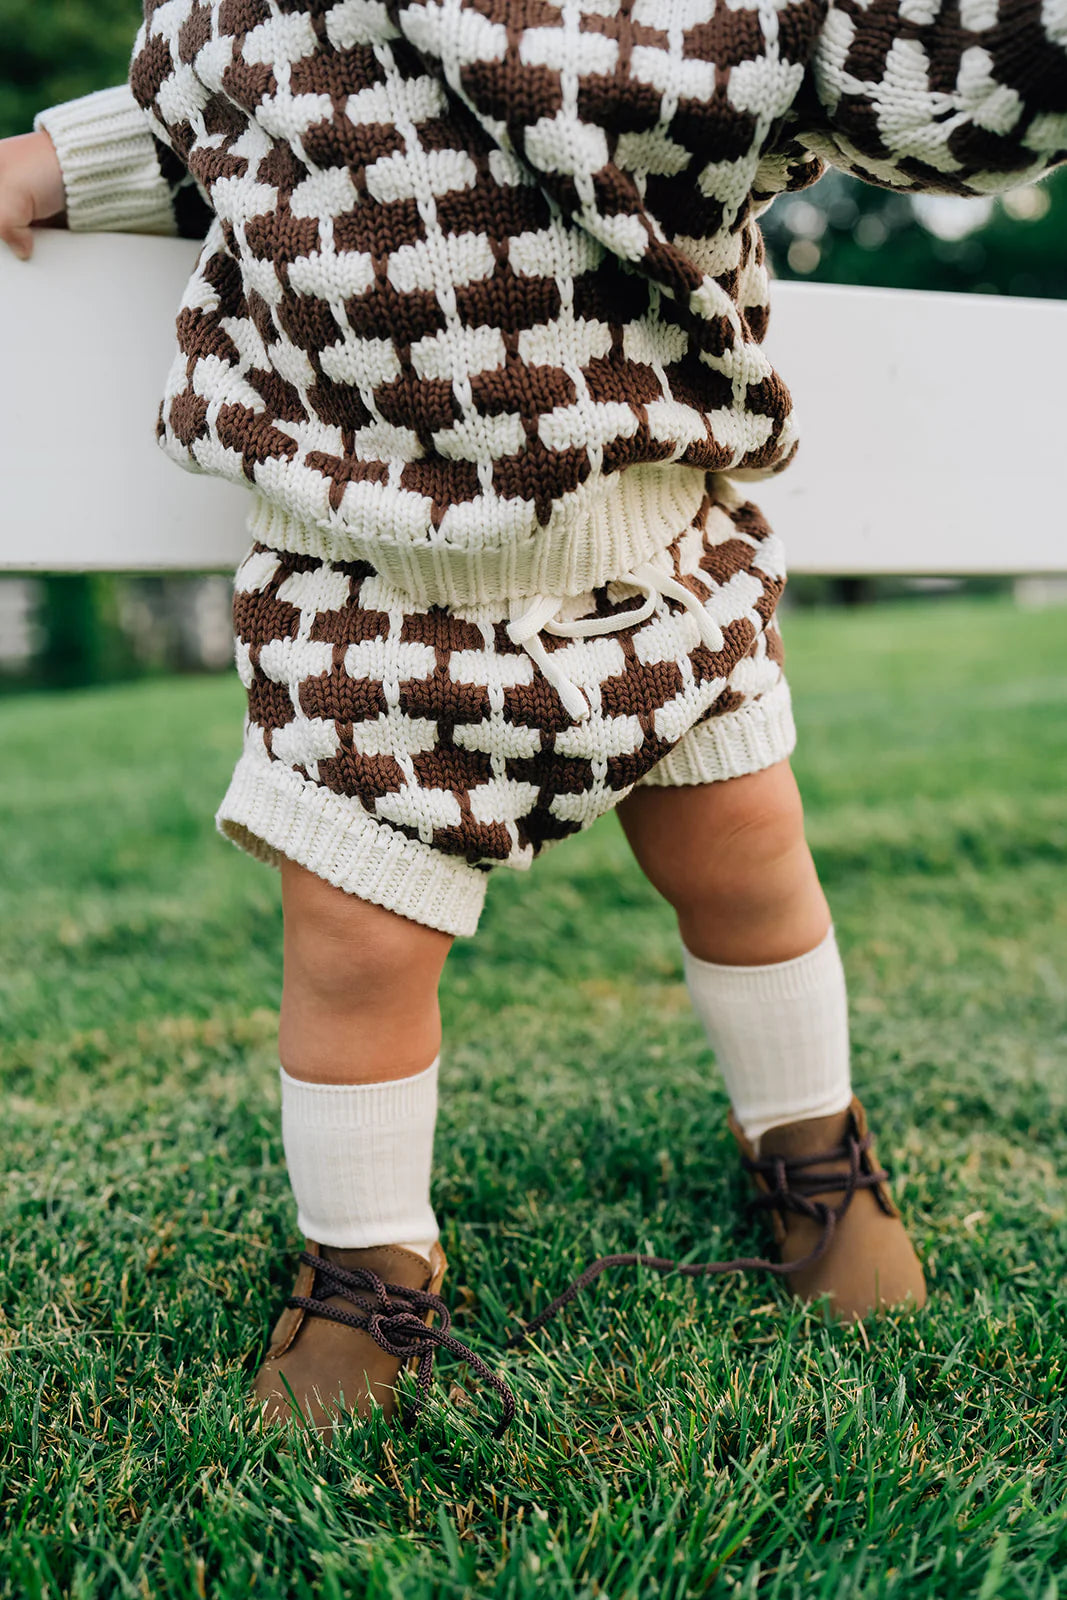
[790,0,1067,196]
[33,83,213,239]
[388,0,812,286]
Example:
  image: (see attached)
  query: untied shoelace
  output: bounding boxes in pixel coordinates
[287,1254,519,1437]
[505,559,726,723]
[290,1125,892,1437]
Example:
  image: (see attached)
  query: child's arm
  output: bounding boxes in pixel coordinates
[0,82,213,261]
[35,83,214,241]
[787,0,1067,197]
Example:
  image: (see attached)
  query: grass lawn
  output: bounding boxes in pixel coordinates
[1,594,1065,1599]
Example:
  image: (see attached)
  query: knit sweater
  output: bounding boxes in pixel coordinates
[36,0,1067,605]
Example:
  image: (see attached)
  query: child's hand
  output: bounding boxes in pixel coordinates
[0,131,67,261]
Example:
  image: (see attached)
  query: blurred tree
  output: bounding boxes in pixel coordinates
[762,168,1067,303]
[33,574,138,689]
[0,0,143,139]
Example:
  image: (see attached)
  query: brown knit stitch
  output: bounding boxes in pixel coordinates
[231,481,789,869]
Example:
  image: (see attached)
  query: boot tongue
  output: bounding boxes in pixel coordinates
[758,1107,854,1164]
[319,1243,432,1293]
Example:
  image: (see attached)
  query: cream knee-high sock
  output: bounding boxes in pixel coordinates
[682,924,853,1151]
[279,1056,439,1258]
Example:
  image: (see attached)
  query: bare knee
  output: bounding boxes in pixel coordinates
[280,858,451,1013]
[702,774,807,873]
[683,805,809,922]
[618,762,810,916]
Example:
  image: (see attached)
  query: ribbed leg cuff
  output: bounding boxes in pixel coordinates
[636,678,796,787]
[217,748,488,937]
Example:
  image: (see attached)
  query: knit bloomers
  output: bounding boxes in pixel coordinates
[217,474,796,937]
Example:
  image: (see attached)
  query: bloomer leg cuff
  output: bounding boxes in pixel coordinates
[635,677,796,787]
[216,747,488,937]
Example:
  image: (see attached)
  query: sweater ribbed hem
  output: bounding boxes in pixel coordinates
[635,678,796,788]
[34,85,176,235]
[245,461,725,608]
[216,748,488,937]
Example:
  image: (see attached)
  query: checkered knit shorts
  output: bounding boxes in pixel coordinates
[217,478,796,936]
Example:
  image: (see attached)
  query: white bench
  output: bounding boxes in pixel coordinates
[2,230,1065,576]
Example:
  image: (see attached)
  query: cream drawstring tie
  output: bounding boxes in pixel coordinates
[505,560,725,724]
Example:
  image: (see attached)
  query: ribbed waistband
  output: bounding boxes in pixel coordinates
[245,462,742,608]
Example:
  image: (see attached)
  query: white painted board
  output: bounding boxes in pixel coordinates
[1,229,1065,574]
[1,232,247,573]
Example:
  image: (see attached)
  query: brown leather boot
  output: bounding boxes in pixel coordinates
[253,1240,515,1439]
[728,1095,927,1321]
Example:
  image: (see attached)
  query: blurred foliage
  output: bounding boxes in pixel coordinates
[762,168,1067,303]
[0,0,143,138]
[32,574,139,689]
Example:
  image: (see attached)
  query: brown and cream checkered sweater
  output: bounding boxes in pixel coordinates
[37,0,1067,605]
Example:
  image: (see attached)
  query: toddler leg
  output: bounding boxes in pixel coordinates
[616,760,850,1148]
[253,861,457,1435]
[276,857,453,1256]
[615,761,925,1318]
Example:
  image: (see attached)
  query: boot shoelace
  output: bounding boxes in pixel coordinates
[287,1254,517,1437]
[505,1126,894,1347]
[289,1126,891,1436]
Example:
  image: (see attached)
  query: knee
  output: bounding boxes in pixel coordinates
[632,768,811,917]
[711,777,807,865]
[287,912,423,1010]
[696,789,808,905]
[281,862,450,1013]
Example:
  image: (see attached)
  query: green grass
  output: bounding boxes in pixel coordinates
[1,594,1065,1599]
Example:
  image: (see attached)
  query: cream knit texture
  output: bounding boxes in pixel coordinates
[218,747,490,938]
[279,1057,440,1254]
[634,678,796,788]
[683,924,853,1150]
[217,673,796,938]
[243,464,716,610]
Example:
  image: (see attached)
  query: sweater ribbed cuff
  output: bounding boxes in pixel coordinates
[34,85,177,235]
